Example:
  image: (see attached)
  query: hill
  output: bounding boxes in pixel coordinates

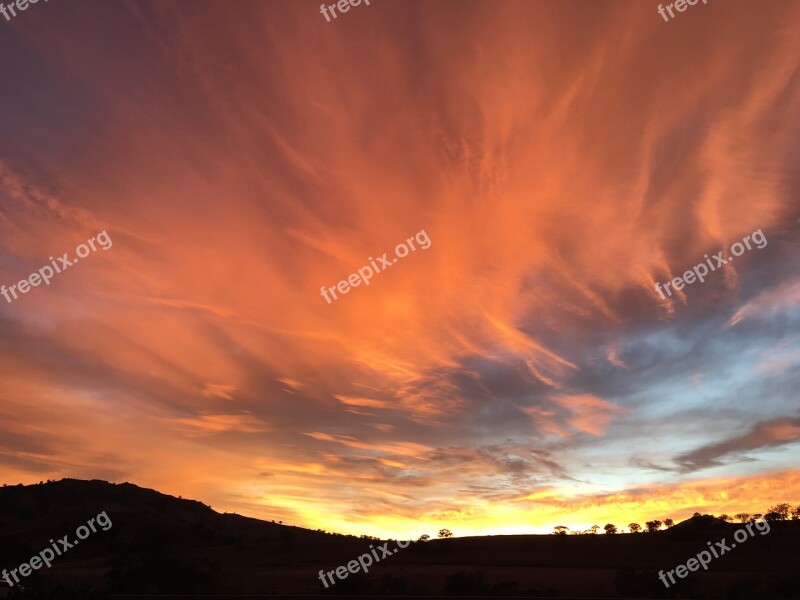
[0,480,798,599]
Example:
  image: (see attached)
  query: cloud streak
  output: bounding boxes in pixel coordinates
[0,0,798,537]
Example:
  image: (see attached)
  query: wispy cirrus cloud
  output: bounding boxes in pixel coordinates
[0,0,799,538]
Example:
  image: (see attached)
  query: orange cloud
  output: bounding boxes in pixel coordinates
[550,394,630,437]
[0,0,799,541]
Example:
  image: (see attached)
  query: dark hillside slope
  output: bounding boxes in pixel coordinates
[0,480,797,599]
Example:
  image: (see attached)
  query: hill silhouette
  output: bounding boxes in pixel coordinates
[0,479,798,599]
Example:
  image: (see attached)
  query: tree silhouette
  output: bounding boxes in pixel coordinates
[437,528,454,538]
[552,525,569,536]
[533,501,799,540]
[644,520,662,532]
[418,534,430,542]
[766,503,791,521]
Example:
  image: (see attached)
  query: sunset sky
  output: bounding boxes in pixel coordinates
[1,0,799,539]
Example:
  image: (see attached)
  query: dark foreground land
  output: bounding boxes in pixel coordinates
[0,480,798,599]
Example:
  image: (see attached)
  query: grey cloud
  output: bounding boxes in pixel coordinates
[675,416,800,472]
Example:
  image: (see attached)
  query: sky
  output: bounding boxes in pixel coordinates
[1,0,799,539]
